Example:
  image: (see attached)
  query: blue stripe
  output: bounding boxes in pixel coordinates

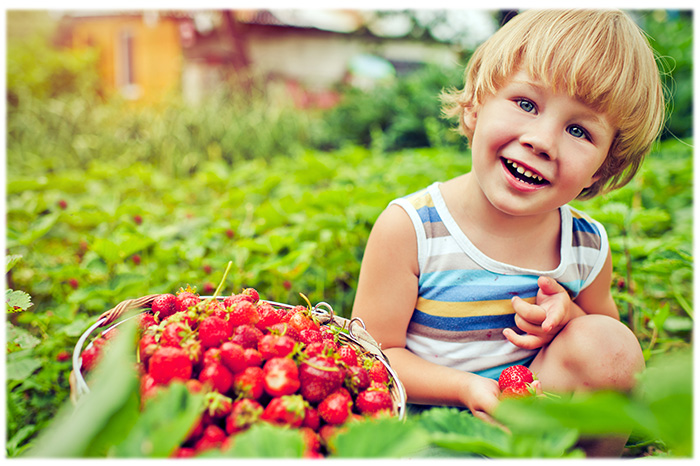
[411,310,516,331]
[572,216,600,236]
[416,205,442,224]
[420,270,539,301]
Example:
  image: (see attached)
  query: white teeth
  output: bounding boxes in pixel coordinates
[505,159,544,182]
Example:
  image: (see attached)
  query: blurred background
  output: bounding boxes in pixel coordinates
[5,8,693,457]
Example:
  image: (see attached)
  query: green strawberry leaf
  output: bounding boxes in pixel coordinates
[329,416,430,458]
[6,289,33,312]
[214,422,305,458]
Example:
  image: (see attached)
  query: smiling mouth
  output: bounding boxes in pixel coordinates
[502,158,549,185]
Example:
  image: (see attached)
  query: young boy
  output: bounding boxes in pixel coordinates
[351,9,665,457]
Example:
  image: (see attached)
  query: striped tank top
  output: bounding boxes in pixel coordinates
[390,182,609,380]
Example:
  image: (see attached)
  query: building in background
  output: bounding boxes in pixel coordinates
[52,10,498,106]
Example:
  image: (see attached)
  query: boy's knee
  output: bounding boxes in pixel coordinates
[545,314,645,392]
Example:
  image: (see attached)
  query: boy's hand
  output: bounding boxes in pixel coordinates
[461,375,501,424]
[504,276,571,350]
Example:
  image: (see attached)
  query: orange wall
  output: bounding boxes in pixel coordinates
[70,15,183,103]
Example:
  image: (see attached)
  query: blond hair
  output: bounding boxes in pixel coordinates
[442,9,666,199]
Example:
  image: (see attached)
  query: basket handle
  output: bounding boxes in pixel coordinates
[97,294,160,327]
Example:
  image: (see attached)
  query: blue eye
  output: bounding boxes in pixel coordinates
[568,125,590,140]
[517,99,536,113]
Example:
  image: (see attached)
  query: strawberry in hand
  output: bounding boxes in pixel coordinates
[498,365,539,399]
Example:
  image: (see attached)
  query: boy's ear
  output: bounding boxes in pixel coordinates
[463,106,478,132]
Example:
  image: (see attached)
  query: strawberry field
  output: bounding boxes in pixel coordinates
[5,10,693,459]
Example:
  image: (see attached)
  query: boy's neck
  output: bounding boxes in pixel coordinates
[440,173,562,270]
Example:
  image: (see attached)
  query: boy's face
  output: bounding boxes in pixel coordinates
[464,70,615,217]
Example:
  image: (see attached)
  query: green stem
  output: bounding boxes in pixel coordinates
[212,261,233,299]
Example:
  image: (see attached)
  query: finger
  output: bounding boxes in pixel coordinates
[472,409,498,425]
[513,314,546,335]
[538,276,565,296]
[503,328,547,350]
[511,296,546,324]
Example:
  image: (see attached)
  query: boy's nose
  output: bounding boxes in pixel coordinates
[519,120,558,160]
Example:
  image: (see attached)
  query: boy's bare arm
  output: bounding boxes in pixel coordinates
[351,205,501,419]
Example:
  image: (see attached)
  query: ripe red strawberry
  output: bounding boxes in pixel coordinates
[267,322,299,341]
[356,387,393,414]
[140,373,159,401]
[230,324,263,349]
[263,357,300,397]
[498,365,535,399]
[194,424,226,453]
[160,321,191,347]
[300,426,322,458]
[337,345,358,366]
[80,337,107,372]
[344,365,370,394]
[199,362,234,394]
[255,302,286,331]
[299,356,344,403]
[138,333,158,366]
[202,347,223,366]
[242,348,263,367]
[318,388,353,425]
[148,346,192,385]
[288,310,319,334]
[302,405,321,431]
[261,394,306,428]
[138,312,157,330]
[219,341,247,374]
[228,300,260,327]
[151,294,178,321]
[233,366,264,400]
[198,315,231,349]
[205,391,234,418]
[368,360,390,387]
[258,334,296,360]
[298,328,322,345]
[225,398,263,434]
[241,288,260,303]
[176,290,200,313]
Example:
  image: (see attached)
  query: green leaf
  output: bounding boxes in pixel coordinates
[24,320,139,458]
[330,417,430,458]
[15,212,59,246]
[219,423,305,458]
[6,289,33,312]
[6,349,43,380]
[6,254,22,272]
[113,383,205,457]
[6,323,41,352]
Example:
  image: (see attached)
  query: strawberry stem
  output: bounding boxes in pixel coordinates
[212,261,233,299]
[299,292,312,310]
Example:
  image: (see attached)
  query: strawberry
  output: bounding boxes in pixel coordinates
[219,341,247,374]
[202,347,223,367]
[288,310,319,334]
[242,348,263,367]
[368,360,390,387]
[299,356,344,403]
[356,387,393,414]
[232,366,264,400]
[199,362,234,394]
[267,322,299,341]
[228,300,260,327]
[176,289,200,313]
[172,447,196,458]
[337,345,358,367]
[344,365,370,394]
[261,394,306,428]
[138,333,158,366]
[498,365,535,399]
[302,405,321,431]
[80,337,107,372]
[198,315,231,349]
[255,302,286,331]
[318,388,353,425]
[194,424,226,453]
[225,398,263,434]
[140,373,159,401]
[204,391,234,418]
[230,324,263,349]
[138,312,157,330]
[298,328,323,345]
[258,333,296,360]
[300,426,322,458]
[263,357,300,397]
[148,346,192,385]
[160,321,191,348]
[241,288,260,303]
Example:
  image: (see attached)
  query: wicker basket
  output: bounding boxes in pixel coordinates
[72,295,407,419]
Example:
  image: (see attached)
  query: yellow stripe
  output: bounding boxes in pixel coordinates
[407,191,435,209]
[416,296,536,318]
